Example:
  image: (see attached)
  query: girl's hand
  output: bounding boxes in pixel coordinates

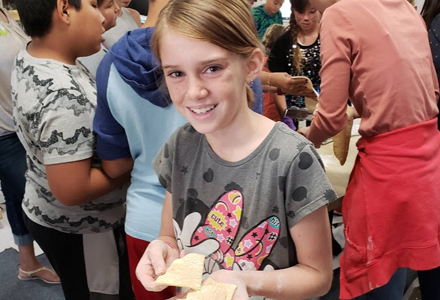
[136,239,179,292]
[209,270,249,300]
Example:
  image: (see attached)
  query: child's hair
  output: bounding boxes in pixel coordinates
[261,24,286,54]
[16,0,82,38]
[422,0,440,28]
[289,0,310,74]
[151,0,263,107]
[407,0,415,5]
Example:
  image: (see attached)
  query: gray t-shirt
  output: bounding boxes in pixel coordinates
[12,49,126,234]
[154,122,337,296]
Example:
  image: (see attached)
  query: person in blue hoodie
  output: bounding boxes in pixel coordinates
[93,1,264,299]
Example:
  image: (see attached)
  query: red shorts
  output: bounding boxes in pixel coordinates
[126,234,175,300]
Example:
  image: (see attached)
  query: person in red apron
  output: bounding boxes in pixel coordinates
[299,0,440,299]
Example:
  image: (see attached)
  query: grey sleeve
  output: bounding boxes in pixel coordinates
[153,134,176,194]
[284,144,337,228]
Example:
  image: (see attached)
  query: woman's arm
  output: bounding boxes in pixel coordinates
[306,8,355,147]
[46,158,130,206]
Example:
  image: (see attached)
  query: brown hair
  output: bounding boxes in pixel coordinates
[289,0,311,74]
[422,0,440,28]
[261,24,286,53]
[151,0,263,106]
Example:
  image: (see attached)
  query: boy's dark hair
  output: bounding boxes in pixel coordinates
[16,0,82,38]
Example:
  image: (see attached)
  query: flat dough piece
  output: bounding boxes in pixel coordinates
[154,253,205,290]
[332,106,354,165]
[292,76,319,113]
[183,278,237,300]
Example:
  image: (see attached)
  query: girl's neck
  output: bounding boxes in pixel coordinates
[298,25,319,46]
[206,112,275,162]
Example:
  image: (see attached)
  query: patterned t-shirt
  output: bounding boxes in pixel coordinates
[252,5,283,40]
[154,122,337,299]
[12,49,126,234]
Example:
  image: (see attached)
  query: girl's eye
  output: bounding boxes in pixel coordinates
[206,65,221,73]
[169,71,184,78]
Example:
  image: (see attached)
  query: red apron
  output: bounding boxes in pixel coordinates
[339,118,440,299]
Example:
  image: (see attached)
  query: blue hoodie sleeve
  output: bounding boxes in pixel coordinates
[251,77,263,114]
[94,53,131,160]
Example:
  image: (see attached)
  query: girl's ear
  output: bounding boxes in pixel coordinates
[246,48,265,82]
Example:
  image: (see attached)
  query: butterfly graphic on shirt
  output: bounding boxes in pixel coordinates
[173,188,281,276]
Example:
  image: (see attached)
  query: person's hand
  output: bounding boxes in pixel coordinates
[209,270,249,300]
[271,73,317,99]
[297,126,310,138]
[135,239,179,292]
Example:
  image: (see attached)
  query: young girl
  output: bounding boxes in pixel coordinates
[135,0,336,299]
[300,0,440,299]
[269,0,321,122]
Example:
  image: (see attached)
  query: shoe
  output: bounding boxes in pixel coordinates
[18,266,61,284]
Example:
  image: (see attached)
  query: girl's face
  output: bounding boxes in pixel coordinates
[160,30,256,137]
[100,0,120,31]
[115,0,132,8]
[293,5,319,31]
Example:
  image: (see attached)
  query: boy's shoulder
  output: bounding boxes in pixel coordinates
[14,49,94,96]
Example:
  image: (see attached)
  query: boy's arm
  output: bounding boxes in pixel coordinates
[102,158,134,179]
[46,159,130,206]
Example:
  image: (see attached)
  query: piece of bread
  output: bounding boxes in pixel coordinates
[8,10,20,21]
[154,253,205,290]
[332,106,354,165]
[182,278,237,300]
[294,76,319,113]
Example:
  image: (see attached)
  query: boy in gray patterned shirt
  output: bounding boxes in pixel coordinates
[11,0,134,299]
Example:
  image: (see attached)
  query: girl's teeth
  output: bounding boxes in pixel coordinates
[191,105,215,114]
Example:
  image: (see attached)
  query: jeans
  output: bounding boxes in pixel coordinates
[0,133,32,246]
[352,268,407,300]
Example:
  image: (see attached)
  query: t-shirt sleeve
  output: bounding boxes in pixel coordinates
[284,144,337,228]
[93,59,131,160]
[307,6,355,146]
[153,130,178,194]
[38,89,95,165]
